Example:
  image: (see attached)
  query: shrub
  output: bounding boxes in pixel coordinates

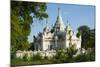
[52,50,67,63]
[32,53,43,61]
[75,50,95,62]
[65,44,78,58]
[23,54,28,61]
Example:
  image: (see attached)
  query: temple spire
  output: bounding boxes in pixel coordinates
[58,8,60,17]
[57,8,63,23]
[54,8,65,32]
[65,20,72,31]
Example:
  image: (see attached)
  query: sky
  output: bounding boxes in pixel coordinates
[28,3,95,43]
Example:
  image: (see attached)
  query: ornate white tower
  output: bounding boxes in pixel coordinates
[65,22,73,36]
[54,8,65,32]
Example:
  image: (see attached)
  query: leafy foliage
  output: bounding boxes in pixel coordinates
[53,50,67,63]
[14,47,95,66]
[11,1,48,66]
[77,25,95,49]
[66,44,78,58]
[76,32,81,38]
[11,1,48,52]
[32,53,43,61]
[75,49,95,62]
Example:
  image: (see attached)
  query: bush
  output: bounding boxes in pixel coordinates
[32,53,43,61]
[23,54,28,61]
[65,44,78,58]
[52,50,67,63]
[75,50,95,62]
[13,48,95,66]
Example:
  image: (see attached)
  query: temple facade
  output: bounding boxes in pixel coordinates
[34,8,81,51]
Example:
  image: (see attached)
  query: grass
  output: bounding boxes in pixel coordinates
[15,59,54,66]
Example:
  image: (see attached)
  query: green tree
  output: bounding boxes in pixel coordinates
[77,25,90,49]
[29,42,35,51]
[88,29,95,48]
[11,1,48,52]
[11,1,48,66]
[77,25,95,49]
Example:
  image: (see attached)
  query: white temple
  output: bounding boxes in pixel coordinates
[34,8,81,51]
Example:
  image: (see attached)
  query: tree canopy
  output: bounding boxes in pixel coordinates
[11,1,48,52]
[77,25,95,49]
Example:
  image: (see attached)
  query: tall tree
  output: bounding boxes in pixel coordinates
[11,1,48,66]
[11,1,48,52]
[88,29,95,48]
[77,25,90,49]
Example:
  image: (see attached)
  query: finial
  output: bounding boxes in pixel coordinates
[58,8,60,11]
[58,8,60,16]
